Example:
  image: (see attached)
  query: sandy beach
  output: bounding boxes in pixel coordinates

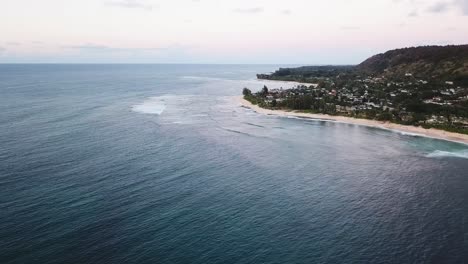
[236,96,468,145]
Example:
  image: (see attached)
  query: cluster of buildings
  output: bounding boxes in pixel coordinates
[257,74,468,126]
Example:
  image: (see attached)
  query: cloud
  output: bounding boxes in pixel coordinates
[105,0,153,10]
[55,43,195,63]
[281,9,292,15]
[0,47,6,54]
[6,42,21,46]
[340,26,360,30]
[63,43,193,55]
[408,10,418,17]
[66,44,115,51]
[424,0,468,15]
[233,7,264,14]
[454,0,468,15]
[65,44,161,52]
[427,1,450,13]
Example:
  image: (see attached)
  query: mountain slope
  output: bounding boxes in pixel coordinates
[357,45,468,83]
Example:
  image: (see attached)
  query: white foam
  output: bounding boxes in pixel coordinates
[132,97,167,115]
[392,130,424,137]
[426,150,468,159]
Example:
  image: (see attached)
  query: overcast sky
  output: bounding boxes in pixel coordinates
[1,0,468,64]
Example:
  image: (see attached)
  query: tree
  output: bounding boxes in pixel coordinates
[242,88,252,96]
[262,85,269,95]
[412,113,426,124]
[378,110,393,121]
[271,99,277,108]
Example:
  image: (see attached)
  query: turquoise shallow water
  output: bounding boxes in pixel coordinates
[0,64,467,263]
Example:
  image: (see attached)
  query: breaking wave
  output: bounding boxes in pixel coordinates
[426,150,468,159]
[131,97,167,115]
[394,131,424,137]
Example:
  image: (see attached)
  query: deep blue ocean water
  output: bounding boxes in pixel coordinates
[1,64,467,264]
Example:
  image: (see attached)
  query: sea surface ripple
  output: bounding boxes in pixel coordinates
[1,64,467,264]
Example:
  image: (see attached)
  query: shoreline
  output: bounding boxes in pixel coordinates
[235,96,468,145]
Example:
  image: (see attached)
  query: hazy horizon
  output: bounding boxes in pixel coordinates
[1,0,468,64]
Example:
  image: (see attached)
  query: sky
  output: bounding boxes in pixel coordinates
[1,0,468,64]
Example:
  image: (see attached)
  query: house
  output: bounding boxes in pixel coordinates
[441,90,451,96]
[365,102,380,108]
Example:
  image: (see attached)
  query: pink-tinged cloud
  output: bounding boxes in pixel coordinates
[0,0,467,63]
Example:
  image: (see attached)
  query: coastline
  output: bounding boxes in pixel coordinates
[235,96,468,145]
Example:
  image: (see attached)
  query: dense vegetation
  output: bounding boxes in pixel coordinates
[257,66,355,83]
[358,45,468,85]
[247,45,468,134]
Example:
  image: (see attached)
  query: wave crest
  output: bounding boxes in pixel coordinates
[426,150,468,159]
[132,97,167,115]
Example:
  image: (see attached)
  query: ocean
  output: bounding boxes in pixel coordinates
[0,64,467,263]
